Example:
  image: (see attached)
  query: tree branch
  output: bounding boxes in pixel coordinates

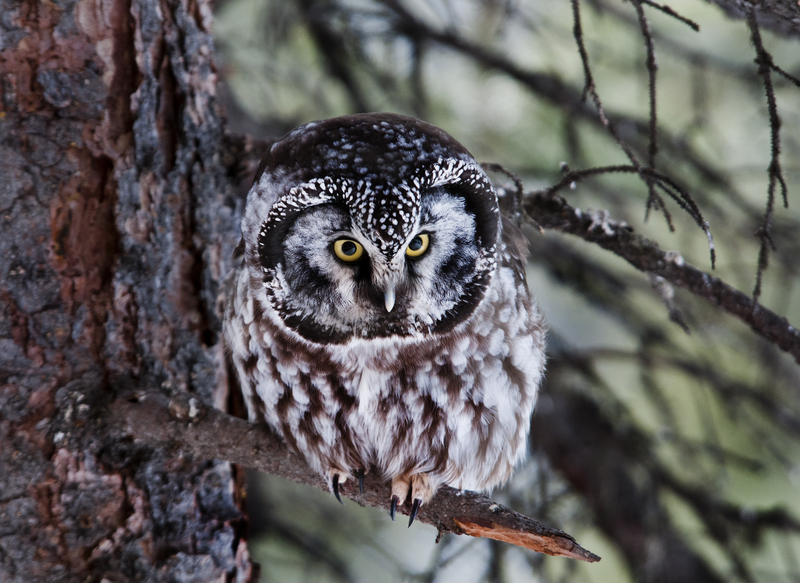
[379,0,741,213]
[703,0,800,37]
[524,192,800,364]
[110,391,600,563]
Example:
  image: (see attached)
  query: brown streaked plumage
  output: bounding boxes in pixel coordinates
[223,113,546,524]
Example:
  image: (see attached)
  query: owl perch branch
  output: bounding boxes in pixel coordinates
[524,192,800,364]
[111,391,601,563]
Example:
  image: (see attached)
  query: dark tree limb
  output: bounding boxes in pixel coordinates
[524,192,800,364]
[111,391,601,563]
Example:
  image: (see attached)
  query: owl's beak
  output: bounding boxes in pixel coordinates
[375,257,402,312]
[384,285,396,313]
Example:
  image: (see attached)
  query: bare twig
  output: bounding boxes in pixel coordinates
[111,391,601,563]
[572,0,718,260]
[538,164,716,267]
[523,192,800,364]
[575,0,667,234]
[482,162,525,210]
[377,0,739,213]
[639,0,700,31]
[571,0,638,165]
[481,162,543,231]
[771,65,800,89]
[701,0,800,36]
[630,0,660,218]
[746,7,790,303]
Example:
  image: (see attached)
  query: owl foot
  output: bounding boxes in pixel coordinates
[328,470,351,504]
[357,468,365,495]
[389,474,435,527]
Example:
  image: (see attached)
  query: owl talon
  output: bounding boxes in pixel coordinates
[332,473,344,504]
[223,114,545,539]
[408,498,422,527]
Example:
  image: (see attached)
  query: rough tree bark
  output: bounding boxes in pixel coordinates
[3,0,797,580]
[0,0,258,580]
[0,0,598,579]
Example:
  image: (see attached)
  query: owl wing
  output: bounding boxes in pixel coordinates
[232,237,245,261]
[499,215,531,285]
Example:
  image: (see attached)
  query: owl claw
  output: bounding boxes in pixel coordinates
[389,474,436,525]
[332,473,344,504]
[357,468,365,494]
[408,498,422,527]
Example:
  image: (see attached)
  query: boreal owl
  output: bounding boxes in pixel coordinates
[224,113,546,525]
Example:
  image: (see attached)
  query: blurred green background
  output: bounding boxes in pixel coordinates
[212,0,800,581]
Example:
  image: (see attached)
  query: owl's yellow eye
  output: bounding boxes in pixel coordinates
[333,239,364,262]
[405,233,430,258]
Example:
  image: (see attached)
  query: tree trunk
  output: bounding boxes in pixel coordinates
[0,0,257,580]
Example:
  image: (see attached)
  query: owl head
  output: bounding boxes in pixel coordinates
[242,113,500,343]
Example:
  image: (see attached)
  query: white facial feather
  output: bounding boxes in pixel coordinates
[223,113,546,513]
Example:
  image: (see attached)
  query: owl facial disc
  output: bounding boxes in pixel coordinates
[244,113,500,343]
[225,112,545,529]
